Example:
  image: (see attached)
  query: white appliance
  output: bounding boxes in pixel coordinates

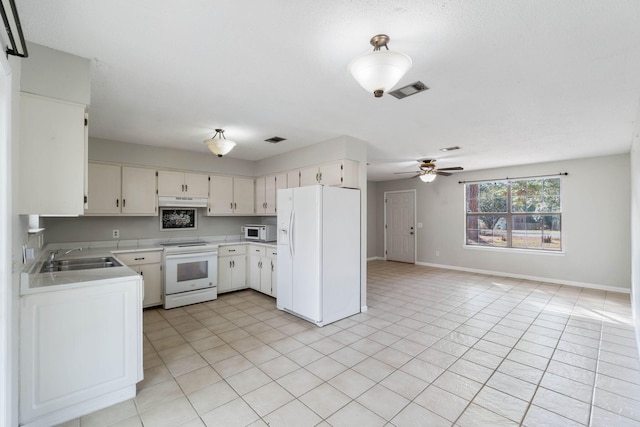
[277,185,361,326]
[161,241,218,308]
[244,224,277,242]
[158,196,208,208]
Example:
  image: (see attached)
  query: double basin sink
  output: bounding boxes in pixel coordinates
[39,257,122,273]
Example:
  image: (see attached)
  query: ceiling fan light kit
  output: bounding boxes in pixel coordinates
[419,172,437,183]
[203,128,236,157]
[348,34,412,98]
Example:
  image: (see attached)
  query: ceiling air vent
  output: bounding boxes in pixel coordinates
[265,136,286,144]
[388,81,429,99]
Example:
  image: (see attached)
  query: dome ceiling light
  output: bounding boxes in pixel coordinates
[348,34,412,98]
[203,129,236,157]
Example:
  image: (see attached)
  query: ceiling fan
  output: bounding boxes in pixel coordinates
[395,159,464,182]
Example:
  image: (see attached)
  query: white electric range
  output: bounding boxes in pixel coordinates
[159,241,219,309]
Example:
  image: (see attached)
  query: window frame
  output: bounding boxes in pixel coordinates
[464,177,563,253]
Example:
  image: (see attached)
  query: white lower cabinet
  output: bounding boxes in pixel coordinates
[247,245,277,298]
[217,245,247,293]
[116,251,163,307]
[20,278,143,427]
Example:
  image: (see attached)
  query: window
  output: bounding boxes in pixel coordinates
[465,178,561,251]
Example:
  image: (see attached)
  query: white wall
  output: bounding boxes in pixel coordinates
[89,137,257,176]
[367,181,378,259]
[373,154,631,291]
[21,43,90,105]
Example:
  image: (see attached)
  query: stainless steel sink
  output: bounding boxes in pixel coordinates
[39,257,122,273]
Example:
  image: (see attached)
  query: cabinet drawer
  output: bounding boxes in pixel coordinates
[115,251,162,266]
[249,246,266,256]
[218,245,246,256]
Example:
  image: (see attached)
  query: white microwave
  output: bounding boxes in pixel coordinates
[244,224,276,242]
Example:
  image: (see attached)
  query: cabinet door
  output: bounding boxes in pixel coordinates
[217,257,233,292]
[264,176,277,215]
[248,255,261,290]
[259,256,272,295]
[255,177,267,215]
[121,166,157,215]
[318,162,343,186]
[19,93,87,215]
[299,167,319,187]
[184,173,209,197]
[270,259,277,298]
[273,173,287,214]
[85,163,121,215]
[233,177,255,215]
[286,171,300,188]
[209,175,234,215]
[139,263,163,307]
[157,170,185,197]
[231,255,247,288]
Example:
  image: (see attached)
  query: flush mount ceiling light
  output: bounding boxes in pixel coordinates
[203,129,236,157]
[348,34,412,98]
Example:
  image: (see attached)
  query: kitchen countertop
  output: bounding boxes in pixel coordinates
[21,239,277,295]
[21,245,163,295]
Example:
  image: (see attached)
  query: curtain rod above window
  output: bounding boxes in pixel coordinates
[458,172,568,184]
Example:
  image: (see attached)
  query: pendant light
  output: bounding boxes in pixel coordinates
[348,34,412,98]
[203,129,236,157]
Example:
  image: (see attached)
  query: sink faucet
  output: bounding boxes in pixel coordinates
[48,247,83,265]
[63,247,83,256]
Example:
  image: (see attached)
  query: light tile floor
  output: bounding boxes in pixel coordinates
[60,261,640,426]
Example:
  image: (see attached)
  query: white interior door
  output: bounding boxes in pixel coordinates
[385,191,416,263]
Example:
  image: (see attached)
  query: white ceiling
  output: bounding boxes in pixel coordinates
[15,0,640,181]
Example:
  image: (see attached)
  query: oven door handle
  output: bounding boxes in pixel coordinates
[165,252,217,260]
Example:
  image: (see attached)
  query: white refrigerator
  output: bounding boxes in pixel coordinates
[277,185,361,326]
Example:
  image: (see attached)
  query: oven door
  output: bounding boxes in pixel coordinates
[164,252,217,295]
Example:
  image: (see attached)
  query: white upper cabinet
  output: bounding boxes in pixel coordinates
[255,173,287,215]
[158,170,208,197]
[85,163,157,216]
[121,167,158,215]
[286,171,300,188]
[297,160,359,189]
[85,163,121,215]
[208,175,255,215]
[19,93,88,215]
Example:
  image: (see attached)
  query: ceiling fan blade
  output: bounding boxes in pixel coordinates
[437,167,464,171]
[393,171,421,174]
[436,171,452,176]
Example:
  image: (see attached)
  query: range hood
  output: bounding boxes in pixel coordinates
[158,196,208,208]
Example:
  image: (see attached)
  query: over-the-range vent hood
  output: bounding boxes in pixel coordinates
[158,196,208,208]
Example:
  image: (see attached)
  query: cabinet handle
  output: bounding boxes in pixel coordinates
[140,271,143,276]
[230,202,233,209]
[319,172,322,181]
[116,199,119,207]
[181,184,185,192]
[271,262,274,272]
[123,199,126,207]
[232,260,235,267]
[234,202,237,209]
[229,260,233,268]
[134,257,145,261]
[229,249,236,252]
[185,184,188,192]
[258,261,262,268]
[315,173,319,182]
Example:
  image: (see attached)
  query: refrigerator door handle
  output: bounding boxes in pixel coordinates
[289,209,295,258]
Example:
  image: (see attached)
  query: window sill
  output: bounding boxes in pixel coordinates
[463,245,565,256]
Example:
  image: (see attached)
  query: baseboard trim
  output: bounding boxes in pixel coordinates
[367,257,385,261]
[414,261,630,294]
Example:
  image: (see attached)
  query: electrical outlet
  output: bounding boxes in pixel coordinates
[112,229,120,238]
[435,250,440,257]
[417,222,423,228]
